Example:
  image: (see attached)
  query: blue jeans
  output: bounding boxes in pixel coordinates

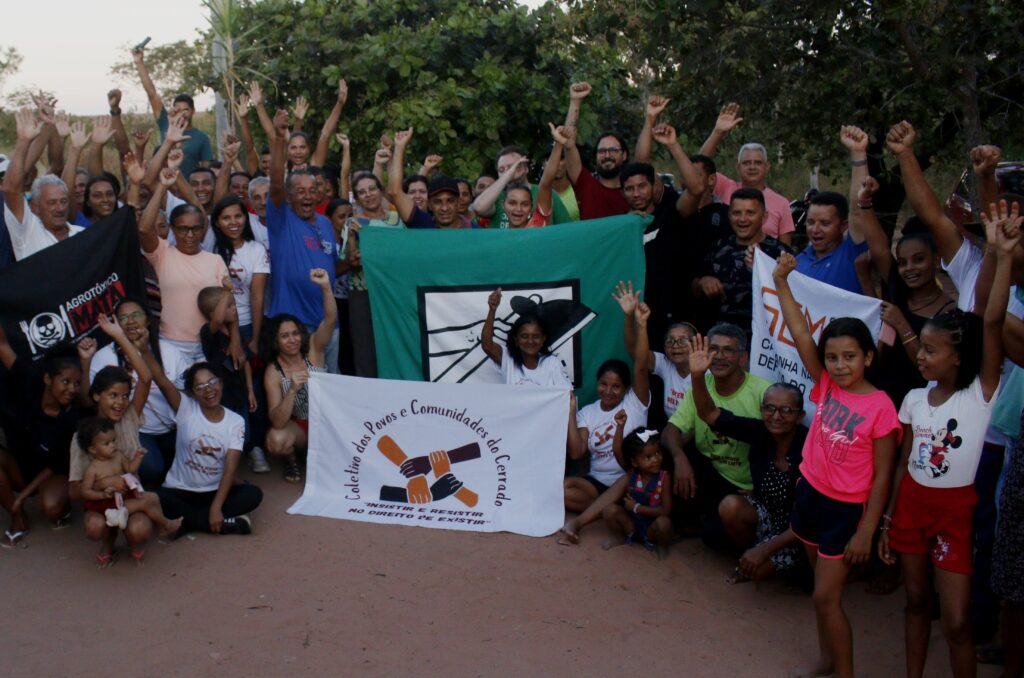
[138,429,177,487]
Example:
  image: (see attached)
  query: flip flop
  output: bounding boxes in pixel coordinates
[1,529,26,549]
[130,550,145,565]
[95,552,113,568]
[51,512,72,530]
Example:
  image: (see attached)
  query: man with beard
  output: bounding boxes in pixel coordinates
[561,82,630,220]
[267,109,341,372]
[661,323,771,540]
[692,188,792,339]
[3,109,83,260]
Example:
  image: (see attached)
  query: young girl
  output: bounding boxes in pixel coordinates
[78,417,182,541]
[773,252,901,678]
[880,201,1017,678]
[564,289,651,513]
[210,195,269,350]
[562,414,673,556]
[614,280,695,420]
[481,288,571,388]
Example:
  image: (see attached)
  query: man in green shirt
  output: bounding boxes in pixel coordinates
[663,323,770,537]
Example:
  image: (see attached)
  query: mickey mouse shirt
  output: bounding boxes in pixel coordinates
[898,377,995,489]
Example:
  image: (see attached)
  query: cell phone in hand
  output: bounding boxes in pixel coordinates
[134,36,152,51]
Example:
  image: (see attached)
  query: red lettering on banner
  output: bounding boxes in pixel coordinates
[761,287,828,349]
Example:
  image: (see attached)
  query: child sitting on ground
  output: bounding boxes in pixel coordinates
[78,417,182,539]
[562,412,673,557]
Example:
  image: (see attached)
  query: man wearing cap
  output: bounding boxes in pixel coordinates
[3,109,83,261]
[388,128,470,229]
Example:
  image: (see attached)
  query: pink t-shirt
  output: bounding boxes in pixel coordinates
[144,238,229,342]
[713,174,795,240]
[800,371,902,503]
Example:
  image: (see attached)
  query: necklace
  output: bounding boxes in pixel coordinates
[907,288,943,313]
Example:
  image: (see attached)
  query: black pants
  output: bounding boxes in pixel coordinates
[669,444,743,549]
[156,484,263,534]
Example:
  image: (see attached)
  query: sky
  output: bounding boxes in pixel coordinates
[3,0,548,116]
[3,0,213,115]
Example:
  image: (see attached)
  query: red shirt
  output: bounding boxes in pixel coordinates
[572,170,629,221]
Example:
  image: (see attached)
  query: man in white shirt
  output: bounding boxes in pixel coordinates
[3,109,83,260]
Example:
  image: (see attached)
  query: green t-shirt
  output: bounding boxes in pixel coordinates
[489,184,571,229]
[556,185,580,222]
[156,108,213,179]
[668,372,771,490]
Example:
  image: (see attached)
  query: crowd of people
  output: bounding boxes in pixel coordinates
[0,43,1023,678]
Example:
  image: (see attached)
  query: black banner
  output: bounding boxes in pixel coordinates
[0,207,146,360]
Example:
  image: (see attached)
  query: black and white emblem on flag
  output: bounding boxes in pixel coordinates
[417,280,596,386]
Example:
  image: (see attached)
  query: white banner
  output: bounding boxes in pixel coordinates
[288,374,569,537]
[750,248,883,417]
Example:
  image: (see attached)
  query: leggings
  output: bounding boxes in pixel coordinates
[156,483,263,534]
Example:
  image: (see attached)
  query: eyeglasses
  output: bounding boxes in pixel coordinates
[193,377,221,393]
[117,311,146,323]
[355,186,379,196]
[665,337,691,347]
[762,405,800,416]
[172,225,205,236]
[596,147,622,155]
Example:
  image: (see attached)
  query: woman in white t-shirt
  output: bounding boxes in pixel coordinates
[210,196,270,353]
[150,361,263,536]
[481,287,572,388]
[564,293,652,513]
[879,206,1016,678]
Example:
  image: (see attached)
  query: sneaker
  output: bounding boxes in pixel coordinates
[220,515,252,536]
[250,447,271,473]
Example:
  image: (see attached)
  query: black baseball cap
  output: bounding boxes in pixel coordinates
[427,175,460,198]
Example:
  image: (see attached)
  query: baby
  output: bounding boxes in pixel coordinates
[78,417,182,538]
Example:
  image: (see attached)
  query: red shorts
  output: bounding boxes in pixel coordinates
[888,474,976,575]
[292,418,309,434]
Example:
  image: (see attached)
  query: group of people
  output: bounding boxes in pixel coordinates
[0,43,1023,678]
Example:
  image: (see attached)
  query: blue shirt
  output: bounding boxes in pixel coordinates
[266,199,338,328]
[795,235,869,294]
[156,109,213,178]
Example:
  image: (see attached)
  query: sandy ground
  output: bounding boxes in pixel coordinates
[1,468,1003,678]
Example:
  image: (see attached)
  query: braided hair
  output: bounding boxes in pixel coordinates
[923,309,983,390]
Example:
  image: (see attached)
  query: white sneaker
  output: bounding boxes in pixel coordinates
[250,446,271,473]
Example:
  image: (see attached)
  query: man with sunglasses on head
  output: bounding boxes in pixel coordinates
[661,323,771,547]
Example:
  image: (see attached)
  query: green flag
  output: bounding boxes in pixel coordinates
[361,215,650,404]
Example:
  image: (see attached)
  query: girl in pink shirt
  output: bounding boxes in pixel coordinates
[773,252,901,678]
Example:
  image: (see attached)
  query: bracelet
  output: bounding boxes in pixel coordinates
[632,503,640,515]
[851,159,868,166]
[109,108,122,116]
[901,333,918,345]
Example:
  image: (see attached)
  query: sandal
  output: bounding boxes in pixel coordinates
[130,550,145,565]
[95,552,113,568]
[51,511,72,530]
[1,529,26,549]
[283,458,302,484]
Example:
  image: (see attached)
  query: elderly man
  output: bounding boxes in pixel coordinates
[700,103,794,245]
[267,109,340,372]
[3,109,83,260]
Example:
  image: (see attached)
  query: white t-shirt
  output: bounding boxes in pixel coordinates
[899,377,995,488]
[89,339,192,435]
[576,389,650,486]
[652,352,691,419]
[163,396,245,493]
[226,240,271,327]
[499,345,571,388]
[4,200,84,260]
[943,238,984,312]
[249,213,270,250]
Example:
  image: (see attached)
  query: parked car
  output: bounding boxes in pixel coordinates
[944,161,1024,229]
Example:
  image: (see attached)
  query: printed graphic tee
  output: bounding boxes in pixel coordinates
[652,352,691,419]
[577,389,650,486]
[800,371,902,503]
[225,239,271,327]
[163,396,245,493]
[899,377,995,488]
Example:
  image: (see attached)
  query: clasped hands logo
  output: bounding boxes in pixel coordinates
[377,435,479,507]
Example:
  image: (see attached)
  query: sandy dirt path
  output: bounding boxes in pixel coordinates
[1,469,1002,677]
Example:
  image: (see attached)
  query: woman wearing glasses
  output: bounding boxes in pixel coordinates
[139,168,230,363]
[147,359,262,536]
[687,334,808,584]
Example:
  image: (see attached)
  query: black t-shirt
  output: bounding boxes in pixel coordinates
[643,187,686,336]
[1,358,82,477]
[200,324,249,416]
[700,234,792,337]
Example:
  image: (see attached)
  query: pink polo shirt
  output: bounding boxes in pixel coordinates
[713,174,795,240]
[144,238,229,342]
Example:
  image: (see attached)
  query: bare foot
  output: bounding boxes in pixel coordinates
[789,658,834,678]
[558,521,579,545]
[725,567,751,585]
[159,517,184,539]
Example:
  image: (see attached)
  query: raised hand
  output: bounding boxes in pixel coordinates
[131,44,146,64]
[714,102,744,134]
[77,336,98,361]
[840,125,869,154]
[337,78,348,106]
[569,81,592,100]
[54,111,71,138]
[273,109,290,136]
[107,89,122,111]
[612,280,638,315]
[652,123,677,146]
[688,334,712,374]
[32,92,57,123]
[857,176,880,203]
[91,116,115,146]
[374,147,392,165]
[398,455,432,478]
[885,120,916,156]
[394,128,414,149]
[69,121,89,150]
[379,132,393,149]
[613,409,628,428]
[335,133,349,149]
[646,95,670,120]
[97,314,127,340]
[982,200,1023,253]
[14,108,44,142]
[488,288,502,311]
[292,95,309,120]
[635,301,651,325]
[122,152,146,185]
[236,93,251,115]
[247,81,263,107]
[548,122,575,146]
[309,267,330,288]
[165,114,191,144]
[970,145,1002,176]
[221,133,241,163]
[167,147,184,171]
[131,127,153,149]
[159,167,180,188]
[422,154,443,171]
[772,251,798,281]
